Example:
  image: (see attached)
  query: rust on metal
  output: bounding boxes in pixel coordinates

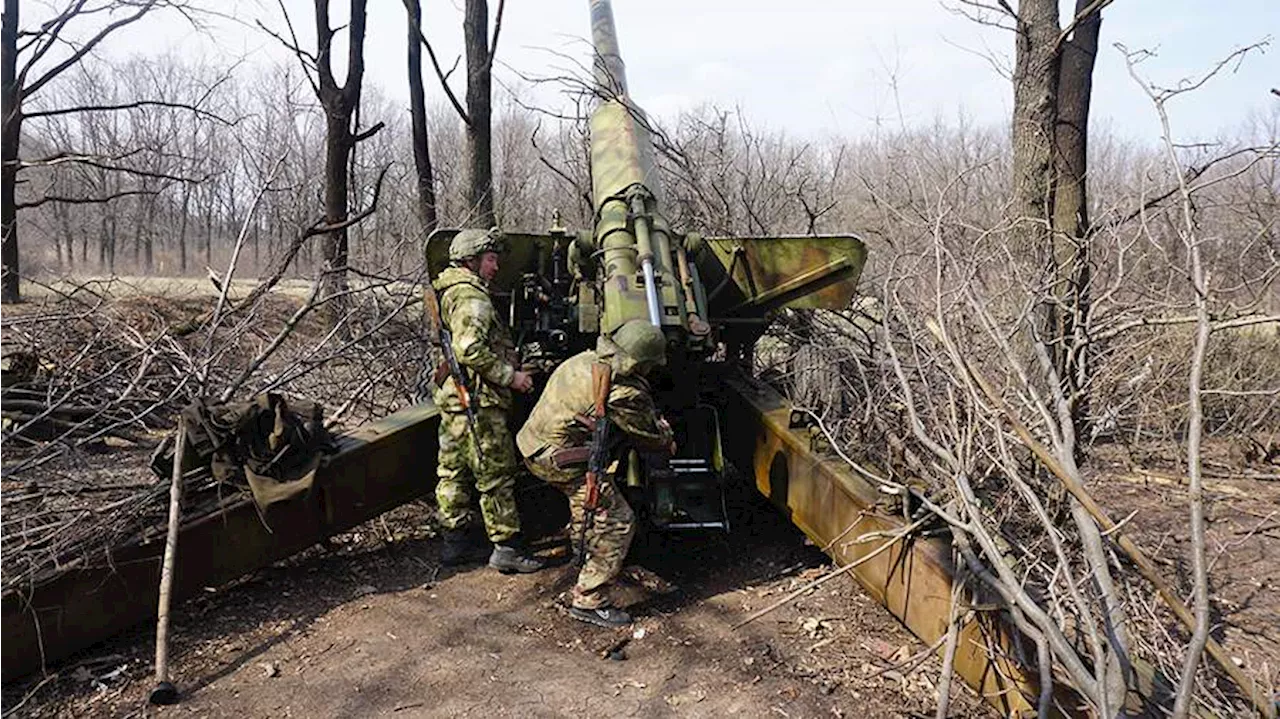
[1,402,440,681]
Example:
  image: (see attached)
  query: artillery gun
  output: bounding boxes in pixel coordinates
[3,3,1101,716]
[427,0,867,532]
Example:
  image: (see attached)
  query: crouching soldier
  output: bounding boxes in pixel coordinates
[433,228,543,574]
[516,320,674,627]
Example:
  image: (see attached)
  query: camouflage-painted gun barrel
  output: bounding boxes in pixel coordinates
[587,0,682,334]
[588,0,627,95]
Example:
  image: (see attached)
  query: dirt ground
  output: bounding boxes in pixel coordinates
[1086,455,1280,695]
[2,483,988,719]
[3,447,1277,718]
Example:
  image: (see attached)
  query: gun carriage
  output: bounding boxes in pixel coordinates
[424,0,867,533]
[3,4,1093,716]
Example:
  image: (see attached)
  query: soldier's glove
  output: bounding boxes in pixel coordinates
[656,418,676,456]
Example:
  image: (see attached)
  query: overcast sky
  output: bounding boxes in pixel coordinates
[53,0,1280,143]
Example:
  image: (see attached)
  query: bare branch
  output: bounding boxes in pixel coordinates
[1115,39,1272,101]
[14,188,157,211]
[401,0,469,124]
[14,0,92,92]
[257,3,320,98]
[22,0,160,101]
[485,0,505,75]
[23,99,232,124]
[352,120,384,144]
[302,163,391,238]
[19,152,199,183]
[944,0,1017,31]
[1055,0,1113,53]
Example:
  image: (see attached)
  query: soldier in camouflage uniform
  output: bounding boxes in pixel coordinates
[517,320,674,627]
[433,228,543,574]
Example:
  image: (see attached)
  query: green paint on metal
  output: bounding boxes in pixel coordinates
[702,234,868,313]
[1,402,443,681]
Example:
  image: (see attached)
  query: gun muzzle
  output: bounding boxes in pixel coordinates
[589,0,627,96]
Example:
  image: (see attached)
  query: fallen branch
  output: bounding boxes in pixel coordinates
[732,517,926,630]
[951,336,1277,718]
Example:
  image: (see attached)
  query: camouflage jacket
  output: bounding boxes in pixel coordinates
[432,266,517,412]
[516,339,672,461]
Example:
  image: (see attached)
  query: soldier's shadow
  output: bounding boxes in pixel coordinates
[511,467,827,619]
[617,483,827,618]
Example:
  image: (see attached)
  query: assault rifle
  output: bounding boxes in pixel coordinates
[577,361,612,566]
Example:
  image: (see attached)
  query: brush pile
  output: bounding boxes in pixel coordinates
[1,278,427,596]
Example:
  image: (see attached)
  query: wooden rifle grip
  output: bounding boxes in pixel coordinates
[583,362,610,512]
[423,288,443,336]
[590,362,610,416]
[584,472,599,510]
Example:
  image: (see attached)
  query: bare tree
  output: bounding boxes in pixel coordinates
[404,0,438,234]
[2,0,182,303]
[312,0,380,309]
[1119,40,1276,719]
[957,0,1110,437]
[411,0,505,227]
[462,0,499,226]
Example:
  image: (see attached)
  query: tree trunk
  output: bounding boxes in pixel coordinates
[203,184,213,267]
[1011,0,1070,430]
[312,0,372,328]
[321,111,352,297]
[1,0,22,303]
[106,207,117,274]
[1010,0,1060,255]
[143,194,157,273]
[55,196,74,271]
[53,215,64,268]
[406,0,439,235]
[1053,9,1098,241]
[98,210,108,268]
[270,204,282,264]
[1009,6,1130,711]
[464,0,494,227]
[178,181,190,274]
[1052,1,1102,437]
[132,191,143,269]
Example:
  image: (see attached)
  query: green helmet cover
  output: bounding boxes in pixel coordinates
[449,228,505,261]
[610,320,667,366]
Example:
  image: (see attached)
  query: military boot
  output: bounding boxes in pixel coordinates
[488,537,545,574]
[441,528,489,566]
[569,604,632,628]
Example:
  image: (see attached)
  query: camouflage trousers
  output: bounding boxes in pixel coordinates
[524,453,635,609]
[436,408,521,544]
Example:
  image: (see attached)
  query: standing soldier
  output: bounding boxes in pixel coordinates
[517,320,674,627]
[433,228,543,574]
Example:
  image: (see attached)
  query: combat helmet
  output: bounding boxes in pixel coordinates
[449,227,505,262]
[610,320,667,366]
